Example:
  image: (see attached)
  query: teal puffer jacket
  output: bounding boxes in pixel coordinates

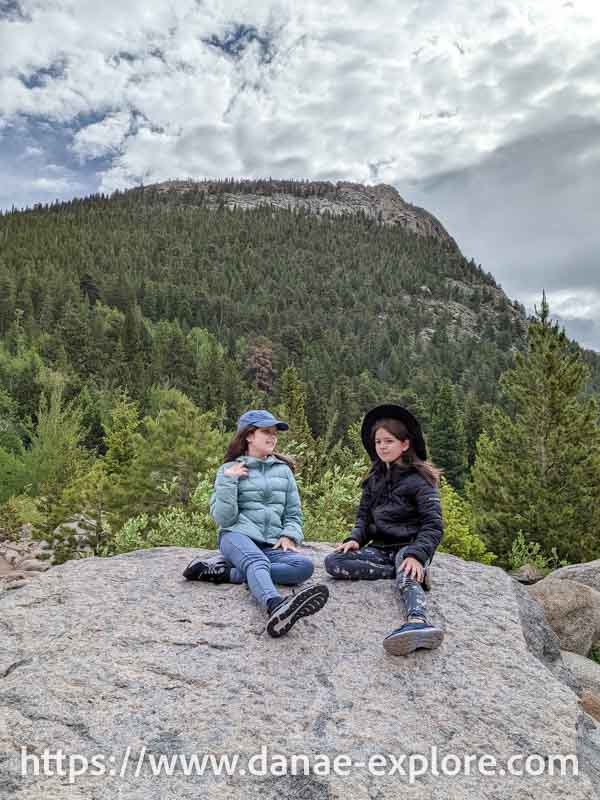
[209,455,303,545]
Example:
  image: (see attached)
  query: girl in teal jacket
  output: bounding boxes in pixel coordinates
[183,409,328,638]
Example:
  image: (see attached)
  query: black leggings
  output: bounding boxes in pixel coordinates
[324,544,429,621]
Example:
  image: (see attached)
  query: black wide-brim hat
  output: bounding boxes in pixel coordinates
[361,403,428,461]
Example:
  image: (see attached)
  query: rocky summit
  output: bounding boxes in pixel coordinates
[1,544,598,799]
[148,179,457,246]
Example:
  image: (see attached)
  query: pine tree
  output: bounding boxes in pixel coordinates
[22,373,89,498]
[463,391,494,468]
[103,394,140,476]
[0,272,16,336]
[0,388,24,455]
[279,367,313,447]
[467,294,600,565]
[429,380,468,490]
[106,388,225,528]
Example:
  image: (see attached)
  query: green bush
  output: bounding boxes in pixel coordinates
[439,478,496,564]
[112,476,218,554]
[113,506,217,554]
[0,494,45,542]
[508,530,567,573]
[300,461,364,543]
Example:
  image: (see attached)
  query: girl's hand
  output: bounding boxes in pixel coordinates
[399,556,424,582]
[273,536,299,552]
[224,463,249,479]
[335,540,360,553]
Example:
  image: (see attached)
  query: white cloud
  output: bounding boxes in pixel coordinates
[31,175,80,192]
[535,289,600,351]
[71,111,131,161]
[2,0,600,344]
[1,1,598,189]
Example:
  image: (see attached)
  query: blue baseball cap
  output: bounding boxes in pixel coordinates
[236,410,289,433]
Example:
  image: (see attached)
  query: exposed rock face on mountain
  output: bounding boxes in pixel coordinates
[150,179,457,247]
[1,545,598,799]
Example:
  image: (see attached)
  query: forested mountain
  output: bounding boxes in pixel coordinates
[0,184,512,414]
[2,178,600,446]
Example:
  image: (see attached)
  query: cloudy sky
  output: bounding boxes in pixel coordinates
[1,0,600,347]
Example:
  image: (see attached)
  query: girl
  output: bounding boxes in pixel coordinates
[325,403,444,656]
[183,409,328,638]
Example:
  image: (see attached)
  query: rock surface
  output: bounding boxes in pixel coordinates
[0,545,597,799]
[529,577,600,656]
[151,180,457,246]
[562,652,600,696]
[512,580,580,693]
[549,560,600,593]
[581,692,600,723]
[510,563,547,585]
[0,526,52,586]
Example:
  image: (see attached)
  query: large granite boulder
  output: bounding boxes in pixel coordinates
[529,578,600,656]
[549,560,600,593]
[0,545,598,799]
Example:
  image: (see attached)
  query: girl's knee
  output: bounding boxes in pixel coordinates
[324,552,337,576]
[272,555,314,585]
[324,552,350,579]
[293,556,314,583]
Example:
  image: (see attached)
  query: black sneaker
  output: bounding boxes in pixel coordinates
[183,555,231,583]
[266,584,329,638]
[382,622,444,656]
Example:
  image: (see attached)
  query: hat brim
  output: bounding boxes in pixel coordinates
[361,404,427,461]
[255,421,289,431]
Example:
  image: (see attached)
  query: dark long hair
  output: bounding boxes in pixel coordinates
[367,418,442,487]
[223,426,296,472]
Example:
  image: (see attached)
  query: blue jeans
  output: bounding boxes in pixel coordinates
[324,544,430,620]
[219,531,314,609]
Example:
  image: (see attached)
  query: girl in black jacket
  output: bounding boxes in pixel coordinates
[325,404,444,656]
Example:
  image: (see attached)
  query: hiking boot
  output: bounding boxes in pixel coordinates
[266,584,329,638]
[383,622,444,656]
[183,555,231,583]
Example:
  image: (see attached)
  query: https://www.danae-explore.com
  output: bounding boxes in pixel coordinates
[19,745,578,785]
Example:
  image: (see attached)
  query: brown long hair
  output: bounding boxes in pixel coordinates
[223,426,296,472]
[368,418,442,487]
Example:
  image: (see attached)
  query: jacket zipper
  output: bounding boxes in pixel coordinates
[262,462,269,536]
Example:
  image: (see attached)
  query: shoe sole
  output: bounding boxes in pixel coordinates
[383,627,444,656]
[267,585,329,638]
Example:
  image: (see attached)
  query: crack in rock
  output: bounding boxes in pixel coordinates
[1,658,33,679]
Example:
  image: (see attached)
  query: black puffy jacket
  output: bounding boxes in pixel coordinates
[348,463,443,565]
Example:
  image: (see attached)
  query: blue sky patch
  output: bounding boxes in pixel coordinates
[204,24,276,65]
[20,60,67,89]
[0,0,29,22]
